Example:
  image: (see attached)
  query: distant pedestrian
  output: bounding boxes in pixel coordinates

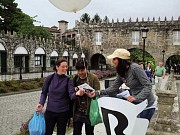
[154,61,166,90]
[139,62,152,81]
[177,64,180,74]
[173,64,177,74]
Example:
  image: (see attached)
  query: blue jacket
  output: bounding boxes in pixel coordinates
[39,73,76,113]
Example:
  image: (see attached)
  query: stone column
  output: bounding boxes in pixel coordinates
[154,91,178,133]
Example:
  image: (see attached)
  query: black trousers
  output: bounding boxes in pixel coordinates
[45,110,70,135]
[73,121,94,135]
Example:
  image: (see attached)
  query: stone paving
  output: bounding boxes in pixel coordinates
[0,77,108,135]
[0,76,170,135]
[0,91,41,135]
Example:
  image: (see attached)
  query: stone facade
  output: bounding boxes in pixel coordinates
[0,17,180,74]
[74,17,180,66]
[0,33,56,73]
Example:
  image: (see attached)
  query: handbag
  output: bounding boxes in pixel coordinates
[29,111,46,135]
[89,97,102,126]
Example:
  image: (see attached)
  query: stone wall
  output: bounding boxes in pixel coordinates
[0,32,62,73]
[147,70,180,135]
[75,17,180,66]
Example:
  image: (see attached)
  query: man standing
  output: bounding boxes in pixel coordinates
[72,58,100,135]
[154,61,166,90]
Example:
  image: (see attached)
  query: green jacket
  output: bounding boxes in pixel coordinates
[73,72,100,115]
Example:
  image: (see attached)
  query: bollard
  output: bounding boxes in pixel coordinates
[154,91,178,133]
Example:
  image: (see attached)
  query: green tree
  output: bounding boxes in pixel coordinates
[32,26,52,39]
[91,13,101,23]
[80,13,91,24]
[129,48,155,69]
[0,0,19,31]
[103,16,109,23]
[0,0,51,39]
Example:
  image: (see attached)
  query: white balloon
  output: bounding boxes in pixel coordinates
[49,0,91,13]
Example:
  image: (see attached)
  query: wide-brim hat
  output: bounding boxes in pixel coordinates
[107,48,130,59]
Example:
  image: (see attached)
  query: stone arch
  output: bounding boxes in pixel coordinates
[166,55,180,65]
[14,46,29,73]
[0,42,6,51]
[91,53,106,70]
[128,48,156,69]
[0,42,7,73]
[35,47,46,55]
[50,51,58,67]
[165,54,180,74]
[14,47,28,55]
[35,47,46,70]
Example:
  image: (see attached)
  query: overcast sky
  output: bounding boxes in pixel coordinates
[15,0,180,29]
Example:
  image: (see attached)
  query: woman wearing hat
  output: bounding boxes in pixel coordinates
[90,48,156,121]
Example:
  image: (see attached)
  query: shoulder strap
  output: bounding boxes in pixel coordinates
[73,75,78,87]
[47,73,55,92]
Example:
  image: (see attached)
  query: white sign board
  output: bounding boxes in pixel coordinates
[98,97,149,135]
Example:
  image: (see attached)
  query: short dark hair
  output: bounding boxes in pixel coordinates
[56,58,67,67]
[75,58,88,70]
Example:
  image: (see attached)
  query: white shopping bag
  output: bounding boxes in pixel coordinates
[155,76,158,83]
[98,97,149,135]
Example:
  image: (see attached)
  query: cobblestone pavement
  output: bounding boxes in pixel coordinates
[0,78,109,135]
[0,91,41,135]
[0,76,169,135]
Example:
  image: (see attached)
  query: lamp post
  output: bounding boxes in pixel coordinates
[100,49,103,71]
[73,53,78,65]
[63,50,69,75]
[19,56,22,80]
[141,26,149,69]
[41,56,44,78]
[0,16,4,31]
[73,53,78,74]
[162,50,165,64]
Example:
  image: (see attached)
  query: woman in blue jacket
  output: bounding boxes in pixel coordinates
[36,58,84,135]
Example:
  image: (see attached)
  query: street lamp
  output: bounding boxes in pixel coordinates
[100,49,103,71]
[73,53,78,74]
[19,58,22,80]
[0,16,4,31]
[162,50,165,64]
[63,50,69,75]
[141,26,149,69]
[41,56,44,78]
[73,53,78,64]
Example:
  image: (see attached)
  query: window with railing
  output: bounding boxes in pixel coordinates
[50,57,57,67]
[35,55,41,66]
[95,32,102,45]
[173,31,180,45]
[132,31,140,45]
[14,56,22,68]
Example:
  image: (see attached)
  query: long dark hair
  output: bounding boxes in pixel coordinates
[116,58,131,77]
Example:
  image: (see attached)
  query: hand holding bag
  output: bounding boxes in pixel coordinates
[29,111,46,135]
[89,97,102,126]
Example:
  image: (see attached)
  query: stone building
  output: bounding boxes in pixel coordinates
[74,17,180,69]
[0,17,180,74]
[0,20,69,74]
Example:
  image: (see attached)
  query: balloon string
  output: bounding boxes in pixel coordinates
[77,28,89,83]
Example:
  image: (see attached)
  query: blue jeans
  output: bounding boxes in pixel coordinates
[138,108,155,121]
